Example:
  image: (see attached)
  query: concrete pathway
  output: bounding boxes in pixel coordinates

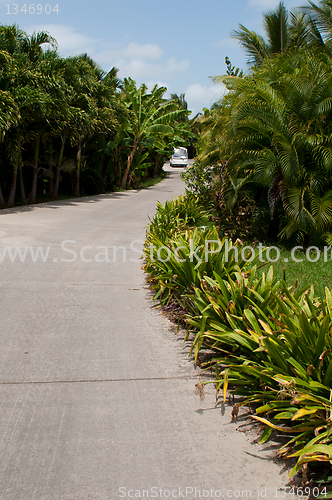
[0,169,292,500]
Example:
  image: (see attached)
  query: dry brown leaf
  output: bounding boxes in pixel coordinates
[231,403,239,421]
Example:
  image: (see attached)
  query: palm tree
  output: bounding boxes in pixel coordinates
[61,55,118,197]
[0,25,58,206]
[216,51,332,242]
[0,24,26,55]
[6,83,49,207]
[301,0,332,54]
[19,33,58,204]
[0,85,19,207]
[20,30,57,62]
[232,2,309,65]
[33,50,77,200]
[0,24,193,204]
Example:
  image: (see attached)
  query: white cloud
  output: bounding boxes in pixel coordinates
[116,42,162,61]
[185,82,226,116]
[27,24,96,53]
[146,80,170,91]
[212,37,239,50]
[113,56,189,80]
[26,24,189,82]
[95,43,163,68]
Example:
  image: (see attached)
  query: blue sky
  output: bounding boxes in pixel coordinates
[2,0,301,115]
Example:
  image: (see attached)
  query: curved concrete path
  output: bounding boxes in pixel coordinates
[0,169,292,500]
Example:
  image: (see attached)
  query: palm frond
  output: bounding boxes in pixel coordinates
[231,24,268,65]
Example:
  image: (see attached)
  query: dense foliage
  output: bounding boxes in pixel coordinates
[0,24,192,207]
[145,2,332,488]
[184,0,332,246]
[144,193,332,493]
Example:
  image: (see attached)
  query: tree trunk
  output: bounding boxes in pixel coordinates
[18,164,27,205]
[116,158,122,187]
[128,172,133,188]
[74,138,82,197]
[53,167,60,200]
[6,167,18,208]
[99,154,108,194]
[121,139,139,189]
[153,153,160,178]
[115,147,122,187]
[54,135,66,200]
[49,177,54,199]
[30,168,38,205]
[29,136,40,205]
[0,182,6,208]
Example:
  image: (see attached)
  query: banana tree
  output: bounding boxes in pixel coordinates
[120,78,187,188]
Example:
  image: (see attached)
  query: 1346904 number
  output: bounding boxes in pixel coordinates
[274,486,327,497]
[6,4,59,14]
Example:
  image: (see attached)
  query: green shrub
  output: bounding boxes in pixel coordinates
[189,273,332,485]
[145,193,332,489]
[180,161,222,199]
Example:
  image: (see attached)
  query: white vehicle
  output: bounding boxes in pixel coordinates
[170,147,188,167]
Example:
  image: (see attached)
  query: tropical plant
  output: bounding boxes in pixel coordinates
[144,192,270,310]
[189,271,332,485]
[0,23,190,207]
[120,78,189,188]
[144,193,332,487]
[302,0,332,54]
[5,63,51,207]
[204,49,332,244]
[224,56,243,77]
[232,2,310,65]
